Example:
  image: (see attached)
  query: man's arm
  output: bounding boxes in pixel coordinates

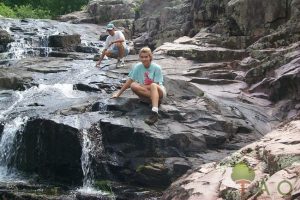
[95,49,107,67]
[112,79,133,98]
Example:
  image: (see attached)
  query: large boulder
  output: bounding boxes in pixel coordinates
[226,0,288,38]
[87,0,136,24]
[12,118,83,185]
[0,29,14,53]
[0,68,33,90]
[133,0,191,49]
[57,11,95,24]
[48,34,81,49]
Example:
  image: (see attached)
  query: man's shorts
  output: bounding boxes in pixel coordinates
[110,45,129,57]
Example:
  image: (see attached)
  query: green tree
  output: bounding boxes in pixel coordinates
[0,3,16,18]
[1,0,89,17]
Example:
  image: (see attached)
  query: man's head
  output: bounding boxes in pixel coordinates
[106,23,115,35]
[139,47,152,67]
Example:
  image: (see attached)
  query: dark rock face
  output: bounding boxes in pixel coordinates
[87,0,136,24]
[133,0,192,49]
[48,34,81,48]
[0,68,33,90]
[12,118,83,185]
[0,123,3,138]
[0,29,14,53]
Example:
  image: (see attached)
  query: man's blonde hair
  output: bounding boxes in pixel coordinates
[139,47,153,61]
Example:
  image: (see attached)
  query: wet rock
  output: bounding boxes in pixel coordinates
[74,83,101,92]
[135,162,171,187]
[75,45,99,53]
[12,118,83,185]
[48,34,81,48]
[164,157,195,180]
[0,122,3,138]
[0,68,33,90]
[76,193,112,200]
[27,65,69,73]
[0,29,14,52]
[99,32,109,41]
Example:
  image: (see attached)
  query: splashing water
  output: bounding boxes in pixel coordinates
[77,129,113,197]
[81,129,95,188]
[38,84,77,98]
[0,116,29,181]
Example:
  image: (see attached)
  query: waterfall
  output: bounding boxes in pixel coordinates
[5,35,52,60]
[0,20,53,60]
[77,128,115,198]
[81,129,95,188]
[0,116,28,181]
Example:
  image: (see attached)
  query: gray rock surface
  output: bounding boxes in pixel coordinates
[163,120,300,200]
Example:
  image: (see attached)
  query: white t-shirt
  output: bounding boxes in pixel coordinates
[104,31,126,50]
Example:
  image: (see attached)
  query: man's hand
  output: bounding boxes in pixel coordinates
[111,92,120,98]
[95,60,101,68]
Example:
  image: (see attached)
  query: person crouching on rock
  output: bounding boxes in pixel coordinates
[95,23,129,67]
[111,47,167,125]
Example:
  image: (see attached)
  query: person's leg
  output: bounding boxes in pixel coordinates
[104,50,117,58]
[115,43,125,59]
[130,82,151,99]
[130,82,164,125]
[150,83,164,108]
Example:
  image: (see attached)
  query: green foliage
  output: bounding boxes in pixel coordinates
[0,3,16,18]
[94,180,113,193]
[94,180,116,198]
[0,0,89,18]
[14,5,51,19]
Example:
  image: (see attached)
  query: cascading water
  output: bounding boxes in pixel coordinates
[0,19,55,61]
[81,129,95,188]
[77,129,113,197]
[0,116,28,182]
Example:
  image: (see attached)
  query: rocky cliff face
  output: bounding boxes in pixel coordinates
[59,0,299,50]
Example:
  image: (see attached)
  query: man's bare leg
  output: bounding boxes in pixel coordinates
[115,42,125,59]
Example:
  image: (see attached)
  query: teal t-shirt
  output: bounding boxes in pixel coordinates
[128,62,164,85]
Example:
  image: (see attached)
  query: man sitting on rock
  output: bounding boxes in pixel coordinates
[95,23,129,68]
[111,47,167,125]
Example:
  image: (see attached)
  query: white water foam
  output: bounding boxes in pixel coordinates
[0,116,29,182]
